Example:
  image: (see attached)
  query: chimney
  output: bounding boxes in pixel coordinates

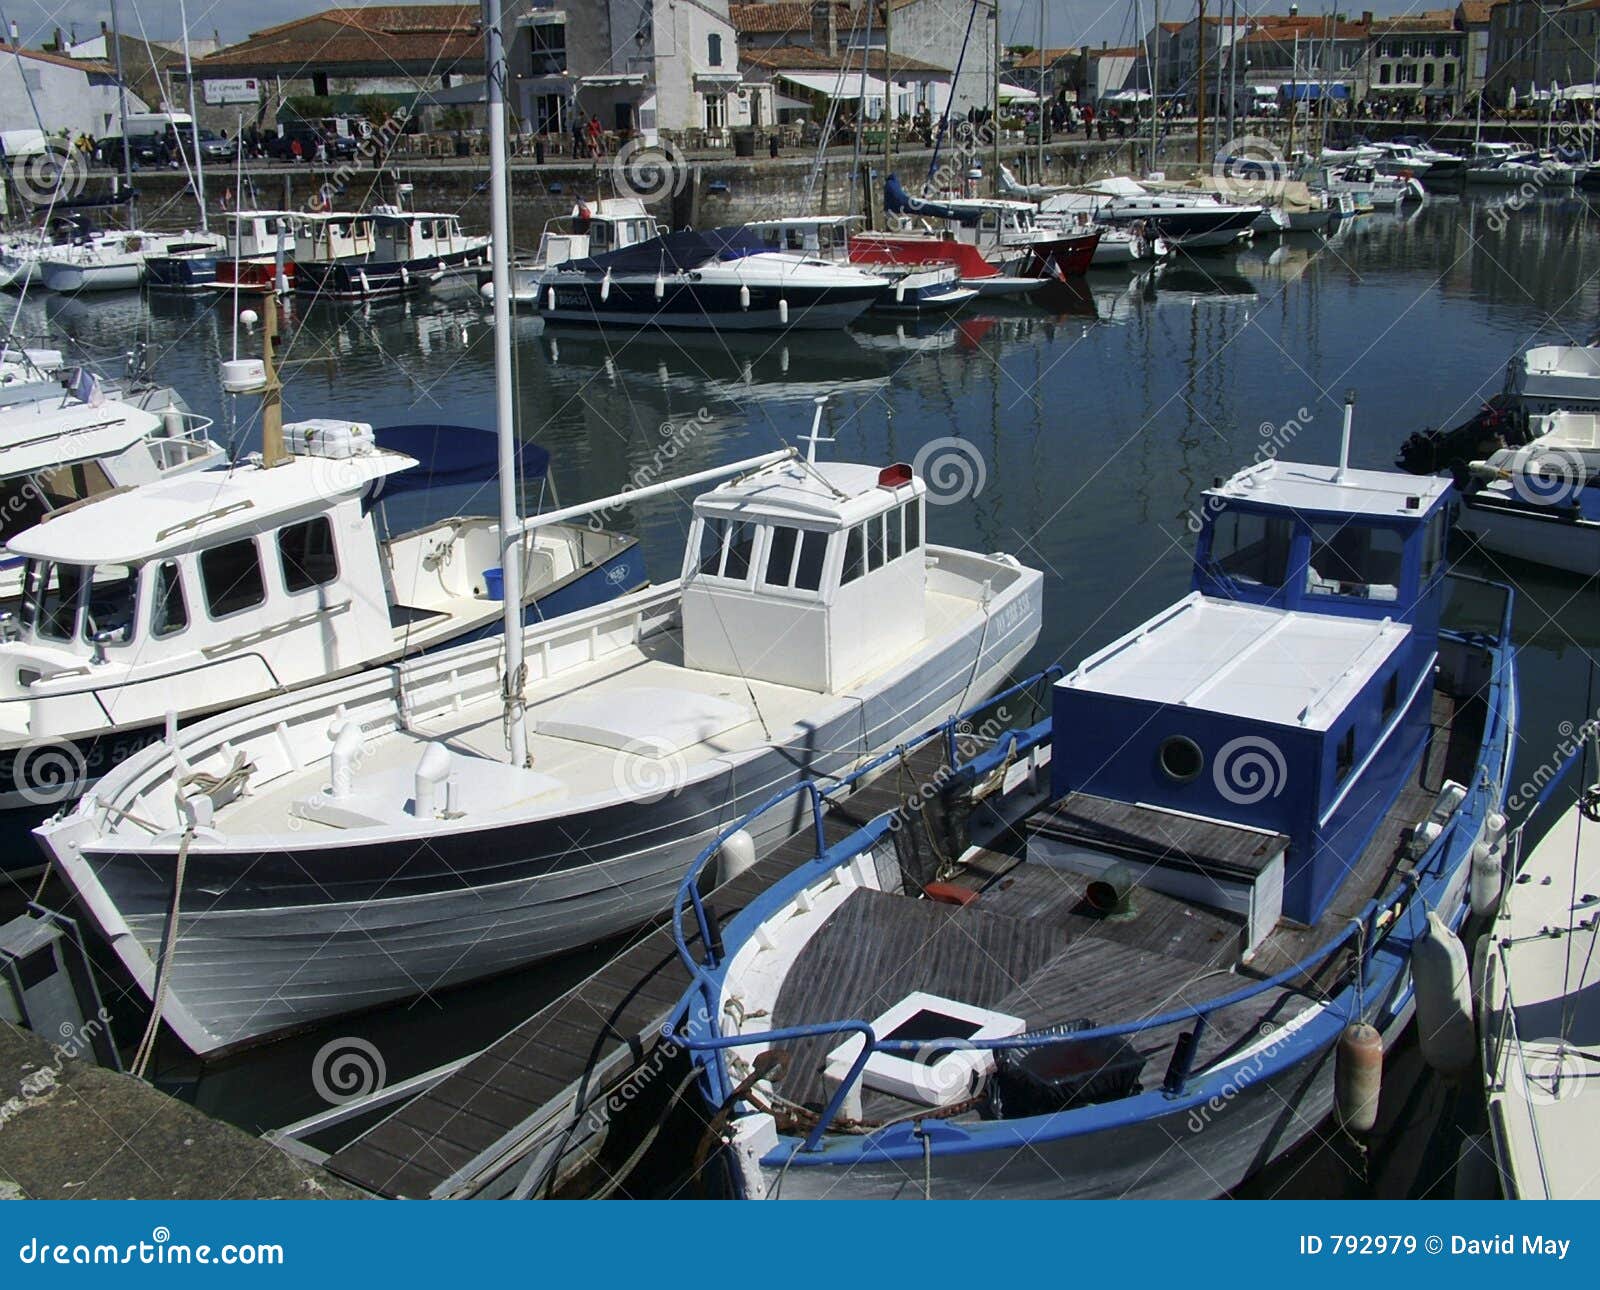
[811,1,837,58]
[1289,3,1298,14]
[1361,9,1373,23]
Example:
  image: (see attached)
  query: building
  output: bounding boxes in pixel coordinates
[1157,13,1250,98]
[177,5,483,133]
[1003,46,1081,100]
[1485,0,1566,100]
[1361,11,1464,109]
[1085,46,1142,100]
[1457,0,1494,99]
[1551,0,1600,89]
[0,43,144,140]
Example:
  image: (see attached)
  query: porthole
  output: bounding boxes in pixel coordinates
[1158,735,1205,784]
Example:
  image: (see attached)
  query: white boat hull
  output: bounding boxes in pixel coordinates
[1456,497,1599,575]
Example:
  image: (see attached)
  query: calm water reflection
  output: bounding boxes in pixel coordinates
[13,193,1600,1183]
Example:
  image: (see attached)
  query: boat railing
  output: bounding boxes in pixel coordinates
[1440,568,1516,645]
[1484,935,1556,1199]
[665,676,1477,1151]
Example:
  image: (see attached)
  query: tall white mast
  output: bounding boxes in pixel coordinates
[178,0,206,231]
[482,0,528,768]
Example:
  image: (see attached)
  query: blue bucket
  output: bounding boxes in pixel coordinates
[482,567,505,600]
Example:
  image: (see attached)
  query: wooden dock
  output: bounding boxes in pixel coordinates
[316,742,954,1199]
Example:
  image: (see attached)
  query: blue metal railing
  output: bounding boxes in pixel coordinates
[668,667,1062,985]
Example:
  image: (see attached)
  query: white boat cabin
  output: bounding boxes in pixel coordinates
[225,210,297,259]
[681,457,927,692]
[369,207,481,261]
[294,213,377,264]
[0,423,598,742]
[745,216,859,261]
[533,197,661,270]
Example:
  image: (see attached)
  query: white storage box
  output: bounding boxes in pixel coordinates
[284,418,375,460]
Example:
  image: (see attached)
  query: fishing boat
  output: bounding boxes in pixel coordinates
[537,227,888,330]
[37,420,1042,1053]
[0,379,221,603]
[39,228,227,294]
[480,197,663,306]
[1454,410,1600,575]
[1478,747,1600,1199]
[293,208,490,301]
[148,210,298,294]
[743,216,977,314]
[667,422,1516,1199]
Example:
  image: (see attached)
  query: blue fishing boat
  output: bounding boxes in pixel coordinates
[668,415,1517,1199]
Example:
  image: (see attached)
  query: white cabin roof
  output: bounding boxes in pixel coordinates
[11,449,415,564]
[694,457,923,527]
[0,398,164,477]
[744,215,861,229]
[1062,594,1410,732]
[576,197,650,220]
[1205,459,1451,520]
[1528,409,1600,450]
[1522,345,1600,379]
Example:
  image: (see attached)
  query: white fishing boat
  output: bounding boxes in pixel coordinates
[481,197,662,306]
[1478,751,1600,1199]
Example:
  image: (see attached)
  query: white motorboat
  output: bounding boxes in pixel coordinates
[1042,178,1262,251]
[481,197,662,306]
[744,215,977,313]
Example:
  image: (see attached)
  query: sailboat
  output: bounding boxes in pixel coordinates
[32,3,1044,1057]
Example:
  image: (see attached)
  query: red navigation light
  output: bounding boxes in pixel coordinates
[878,463,913,489]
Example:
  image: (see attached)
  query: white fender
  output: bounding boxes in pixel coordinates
[1414,910,1474,1074]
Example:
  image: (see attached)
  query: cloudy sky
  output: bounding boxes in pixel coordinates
[1,0,1458,60]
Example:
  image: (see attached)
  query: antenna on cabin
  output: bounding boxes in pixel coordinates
[1335,388,1355,484]
[801,395,834,464]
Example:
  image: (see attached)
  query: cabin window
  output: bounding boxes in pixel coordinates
[1208,510,1292,587]
[0,476,51,541]
[695,518,726,576]
[692,517,755,583]
[794,530,827,591]
[887,507,904,562]
[1335,727,1357,781]
[840,526,865,585]
[1382,672,1400,721]
[723,521,755,580]
[868,517,887,571]
[761,525,826,591]
[84,564,138,644]
[1306,523,1404,602]
[1420,510,1445,580]
[151,560,188,637]
[27,562,84,642]
[201,538,267,618]
[905,497,922,549]
[279,517,339,592]
[764,525,798,586]
[980,211,999,232]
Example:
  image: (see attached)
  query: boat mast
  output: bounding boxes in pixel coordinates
[108,0,135,215]
[178,0,206,231]
[481,0,528,769]
[1036,0,1045,182]
[991,0,1000,194]
[1196,0,1206,164]
[1151,0,1160,169]
[883,0,893,205]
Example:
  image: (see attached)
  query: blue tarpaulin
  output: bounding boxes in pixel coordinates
[373,424,550,501]
[884,173,966,221]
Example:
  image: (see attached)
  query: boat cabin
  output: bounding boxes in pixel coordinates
[535,198,661,270]
[745,216,859,261]
[225,211,296,259]
[370,208,471,261]
[1508,345,1600,418]
[680,457,927,692]
[294,213,376,264]
[1047,460,1456,928]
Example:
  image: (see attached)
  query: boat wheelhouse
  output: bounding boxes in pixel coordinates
[669,446,1515,1200]
[0,421,643,875]
[203,210,300,295]
[293,208,490,300]
[483,197,663,306]
[37,435,1041,1055]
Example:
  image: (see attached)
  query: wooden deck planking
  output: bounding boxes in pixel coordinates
[323,743,953,1198]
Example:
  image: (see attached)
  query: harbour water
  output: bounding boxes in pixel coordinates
[10,189,1599,1194]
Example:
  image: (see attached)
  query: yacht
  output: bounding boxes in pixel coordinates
[39,228,227,294]
[1041,178,1263,251]
[743,215,977,313]
[536,227,888,330]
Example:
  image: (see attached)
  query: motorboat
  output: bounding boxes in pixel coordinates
[536,227,889,330]
[744,215,977,313]
[1042,178,1263,251]
[480,197,662,306]
[39,228,226,294]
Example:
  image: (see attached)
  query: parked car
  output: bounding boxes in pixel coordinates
[182,129,239,163]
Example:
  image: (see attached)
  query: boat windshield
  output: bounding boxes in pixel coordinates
[20,559,139,644]
[1207,509,1293,588]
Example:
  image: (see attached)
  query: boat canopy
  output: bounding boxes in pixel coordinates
[883,174,965,222]
[566,227,766,275]
[372,424,550,502]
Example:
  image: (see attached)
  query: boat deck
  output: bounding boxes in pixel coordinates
[318,741,957,1198]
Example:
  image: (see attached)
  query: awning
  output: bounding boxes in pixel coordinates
[1281,82,1350,100]
[997,82,1041,102]
[516,9,565,23]
[694,71,744,88]
[578,73,647,87]
[775,69,889,98]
